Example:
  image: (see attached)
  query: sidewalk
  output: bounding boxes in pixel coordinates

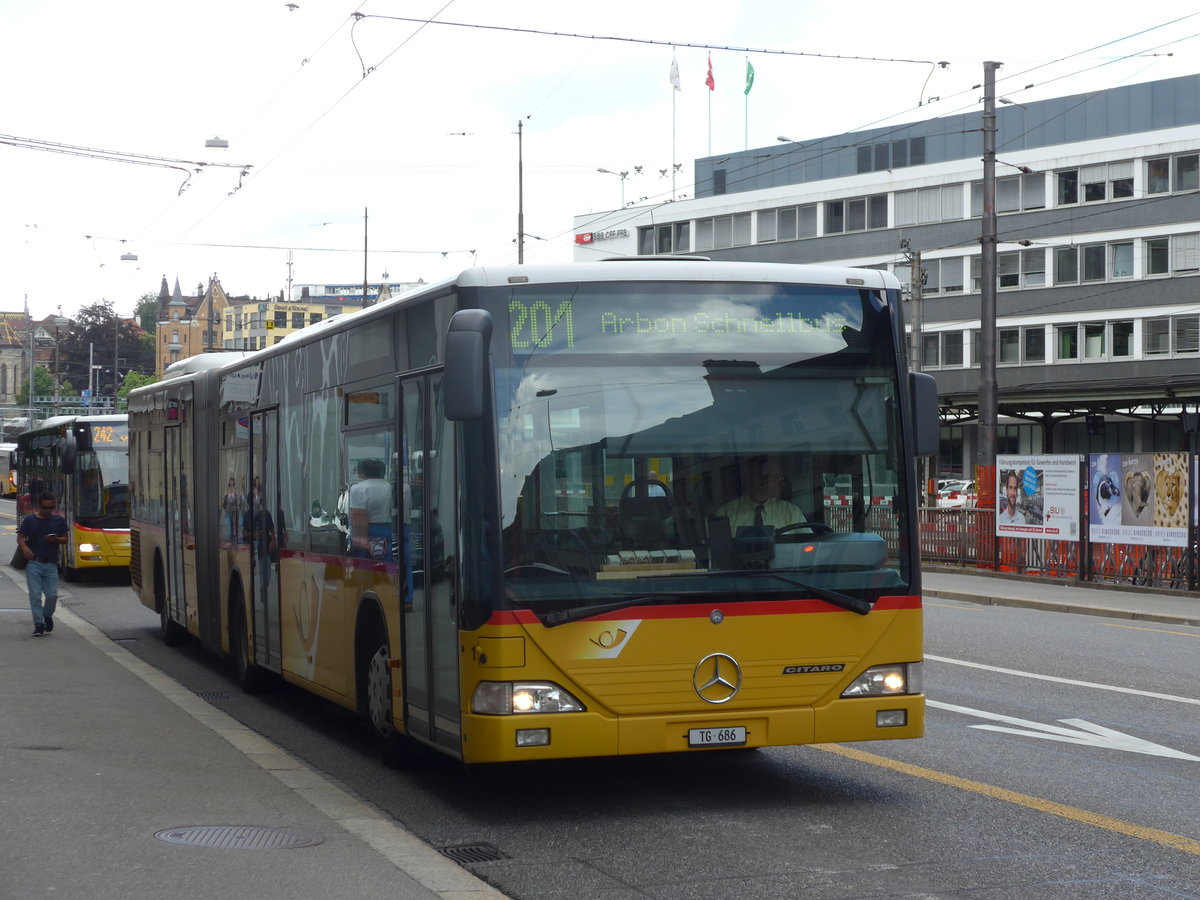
[0,568,505,900]
[923,566,1200,627]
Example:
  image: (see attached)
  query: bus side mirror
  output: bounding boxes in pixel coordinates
[909,372,939,458]
[61,430,78,475]
[444,309,493,421]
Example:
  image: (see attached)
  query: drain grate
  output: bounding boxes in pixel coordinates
[194,690,234,700]
[155,826,324,850]
[437,842,509,864]
[113,638,138,644]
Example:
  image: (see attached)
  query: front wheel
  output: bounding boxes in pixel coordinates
[362,634,415,768]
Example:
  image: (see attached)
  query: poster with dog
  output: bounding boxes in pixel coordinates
[1089,452,1188,548]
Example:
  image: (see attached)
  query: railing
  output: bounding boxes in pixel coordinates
[918,506,1195,592]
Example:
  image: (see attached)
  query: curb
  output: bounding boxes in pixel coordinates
[925,589,1200,628]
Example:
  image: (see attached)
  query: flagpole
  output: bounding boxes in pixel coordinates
[670,49,681,200]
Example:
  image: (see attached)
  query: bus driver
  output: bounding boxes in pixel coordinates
[716,455,805,532]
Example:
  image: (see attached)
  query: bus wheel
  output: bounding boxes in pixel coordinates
[61,561,80,583]
[231,589,267,693]
[363,636,413,768]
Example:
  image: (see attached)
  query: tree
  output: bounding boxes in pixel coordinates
[16,366,56,406]
[135,293,159,336]
[58,301,155,397]
[117,371,158,410]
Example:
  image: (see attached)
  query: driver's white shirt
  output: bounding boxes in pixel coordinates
[715,496,804,532]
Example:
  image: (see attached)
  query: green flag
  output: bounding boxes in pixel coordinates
[744,59,755,95]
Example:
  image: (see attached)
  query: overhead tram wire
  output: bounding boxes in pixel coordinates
[358,15,939,67]
[178,1,455,238]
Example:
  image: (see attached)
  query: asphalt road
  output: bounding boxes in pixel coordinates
[17,514,1200,898]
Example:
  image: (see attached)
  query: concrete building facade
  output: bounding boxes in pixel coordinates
[573,73,1200,477]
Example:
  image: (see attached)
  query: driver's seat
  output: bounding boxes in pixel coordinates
[618,478,677,546]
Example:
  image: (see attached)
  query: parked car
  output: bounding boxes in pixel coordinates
[936,480,976,508]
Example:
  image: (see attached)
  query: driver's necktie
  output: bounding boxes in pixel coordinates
[754,504,764,527]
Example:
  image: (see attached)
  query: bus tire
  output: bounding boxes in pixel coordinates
[61,561,80,583]
[230,587,267,694]
[359,626,414,768]
[155,556,187,647]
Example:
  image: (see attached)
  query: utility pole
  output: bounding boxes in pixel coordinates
[902,239,931,504]
[517,120,525,264]
[362,207,370,308]
[976,61,1001,474]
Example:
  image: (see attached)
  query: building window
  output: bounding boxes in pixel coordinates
[999,328,1020,364]
[1174,233,1200,272]
[1023,326,1045,362]
[897,184,962,225]
[1146,237,1170,275]
[1145,318,1171,355]
[1021,249,1046,286]
[824,195,886,234]
[1145,316,1200,355]
[970,173,1045,216]
[1056,325,1078,360]
[309,313,322,325]
[1110,242,1133,279]
[856,136,924,174]
[1174,317,1199,354]
[1054,162,1134,205]
[1055,247,1078,284]
[1112,321,1133,357]
[291,312,305,328]
[1147,153,1199,194]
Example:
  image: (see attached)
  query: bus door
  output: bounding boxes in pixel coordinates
[163,425,187,629]
[399,374,460,754]
[248,410,283,673]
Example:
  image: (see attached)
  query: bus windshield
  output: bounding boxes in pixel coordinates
[485,280,911,618]
[75,425,130,527]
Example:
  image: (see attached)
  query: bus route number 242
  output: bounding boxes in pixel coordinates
[688,726,747,747]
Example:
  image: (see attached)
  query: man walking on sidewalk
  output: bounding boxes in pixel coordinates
[18,492,68,637]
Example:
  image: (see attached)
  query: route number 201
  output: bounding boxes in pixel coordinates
[510,299,574,349]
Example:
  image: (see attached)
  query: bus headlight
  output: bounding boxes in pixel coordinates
[78,543,101,553]
[471,681,585,715]
[841,662,922,697]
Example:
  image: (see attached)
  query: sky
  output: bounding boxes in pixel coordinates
[2,1,1197,320]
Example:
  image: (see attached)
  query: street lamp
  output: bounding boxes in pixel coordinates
[597,168,629,208]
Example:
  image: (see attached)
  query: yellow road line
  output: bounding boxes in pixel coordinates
[813,743,1200,857]
[1098,622,1199,638]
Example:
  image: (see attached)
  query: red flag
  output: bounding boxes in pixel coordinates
[705,54,715,91]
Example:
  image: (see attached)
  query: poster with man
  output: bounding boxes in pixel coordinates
[995,455,1080,539]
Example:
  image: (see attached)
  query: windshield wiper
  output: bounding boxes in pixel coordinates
[542,593,681,628]
[735,571,873,616]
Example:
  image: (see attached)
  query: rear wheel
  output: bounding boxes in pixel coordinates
[231,587,267,693]
[156,557,187,646]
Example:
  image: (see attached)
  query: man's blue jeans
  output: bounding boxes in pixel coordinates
[26,560,59,627]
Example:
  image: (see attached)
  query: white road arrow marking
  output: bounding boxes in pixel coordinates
[928,700,1200,761]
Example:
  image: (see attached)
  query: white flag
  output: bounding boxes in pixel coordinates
[669,50,681,91]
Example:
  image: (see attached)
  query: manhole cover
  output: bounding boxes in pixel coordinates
[437,842,509,864]
[155,826,324,850]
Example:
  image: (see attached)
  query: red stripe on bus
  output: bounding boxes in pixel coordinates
[489,594,921,626]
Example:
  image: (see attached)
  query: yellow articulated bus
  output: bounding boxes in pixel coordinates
[128,260,937,766]
[15,415,131,580]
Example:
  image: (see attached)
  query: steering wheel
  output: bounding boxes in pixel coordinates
[775,521,834,537]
